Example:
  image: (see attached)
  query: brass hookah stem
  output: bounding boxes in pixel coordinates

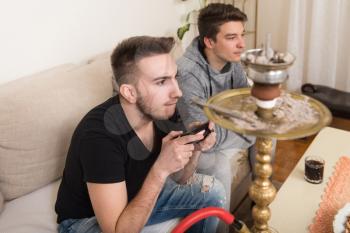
[249,137,277,233]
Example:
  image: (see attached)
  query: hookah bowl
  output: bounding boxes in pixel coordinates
[241,48,295,119]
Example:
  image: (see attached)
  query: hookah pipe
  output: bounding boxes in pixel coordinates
[171,207,250,233]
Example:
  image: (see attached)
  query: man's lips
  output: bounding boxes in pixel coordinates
[165,101,177,106]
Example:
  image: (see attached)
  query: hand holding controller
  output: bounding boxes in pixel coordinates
[180,121,213,144]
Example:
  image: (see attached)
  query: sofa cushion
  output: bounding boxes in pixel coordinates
[0,58,113,200]
[0,180,60,233]
[0,178,180,233]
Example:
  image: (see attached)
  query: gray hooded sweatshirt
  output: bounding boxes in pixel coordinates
[176,37,255,151]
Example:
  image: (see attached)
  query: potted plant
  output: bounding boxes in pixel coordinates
[177,0,207,40]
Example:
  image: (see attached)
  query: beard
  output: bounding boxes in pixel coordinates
[135,95,154,121]
[135,95,173,121]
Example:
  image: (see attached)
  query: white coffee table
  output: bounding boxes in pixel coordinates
[269,127,350,232]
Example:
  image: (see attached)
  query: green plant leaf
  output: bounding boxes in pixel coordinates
[177,23,191,40]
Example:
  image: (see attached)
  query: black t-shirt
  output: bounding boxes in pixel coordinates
[55,96,183,223]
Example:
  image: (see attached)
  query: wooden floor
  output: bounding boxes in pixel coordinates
[272,116,350,183]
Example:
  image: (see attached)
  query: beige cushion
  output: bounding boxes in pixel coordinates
[0,58,113,200]
[0,180,60,233]
[0,178,180,233]
[85,50,119,95]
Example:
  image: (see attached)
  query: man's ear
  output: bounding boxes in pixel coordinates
[203,37,214,49]
[119,84,137,104]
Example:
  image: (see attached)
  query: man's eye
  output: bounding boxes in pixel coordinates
[156,80,166,85]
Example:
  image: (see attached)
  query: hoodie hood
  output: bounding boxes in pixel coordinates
[181,37,234,76]
[182,37,208,71]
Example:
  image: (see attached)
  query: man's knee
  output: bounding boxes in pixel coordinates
[195,174,226,209]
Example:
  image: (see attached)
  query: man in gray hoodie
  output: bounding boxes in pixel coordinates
[176,3,256,213]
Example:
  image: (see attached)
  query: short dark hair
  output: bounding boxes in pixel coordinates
[198,3,247,46]
[111,36,175,85]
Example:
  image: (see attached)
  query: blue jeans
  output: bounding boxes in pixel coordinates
[58,173,226,233]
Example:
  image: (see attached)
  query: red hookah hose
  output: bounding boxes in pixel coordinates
[171,207,234,233]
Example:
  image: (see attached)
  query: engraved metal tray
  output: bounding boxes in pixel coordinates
[203,88,332,140]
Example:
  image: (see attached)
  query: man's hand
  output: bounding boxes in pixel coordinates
[153,131,204,178]
[189,121,216,152]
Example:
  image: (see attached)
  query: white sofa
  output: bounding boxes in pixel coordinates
[0,51,252,233]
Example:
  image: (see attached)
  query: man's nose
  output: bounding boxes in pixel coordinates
[171,79,182,98]
[237,36,245,49]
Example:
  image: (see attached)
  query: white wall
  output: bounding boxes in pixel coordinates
[0,0,292,85]
[0,0,199,85]
[256,0,290,52]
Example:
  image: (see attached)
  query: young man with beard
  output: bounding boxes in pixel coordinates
[55,36,226,233]
[176,3,256,212]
